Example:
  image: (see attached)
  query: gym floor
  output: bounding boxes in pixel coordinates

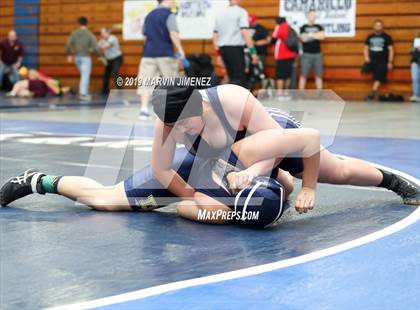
[0,93,419,309]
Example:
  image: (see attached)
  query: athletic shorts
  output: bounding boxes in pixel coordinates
[124,148,194,210]
[137,57,179,92]
[275,58,295,80]
[124,148,238,210]
[301,53,323,77]
[371,60,388,83]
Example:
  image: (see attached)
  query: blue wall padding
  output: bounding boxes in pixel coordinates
[14,0,39,68]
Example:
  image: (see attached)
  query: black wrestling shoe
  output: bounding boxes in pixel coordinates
[0,169,45,207]
[388,174,419,205]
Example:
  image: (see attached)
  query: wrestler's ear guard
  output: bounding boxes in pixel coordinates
[234,177,284,228]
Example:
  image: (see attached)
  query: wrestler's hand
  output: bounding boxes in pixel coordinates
[228,169,257,193]
[295,187,315,214]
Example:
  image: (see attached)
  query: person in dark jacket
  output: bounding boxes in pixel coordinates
[0,30,24,89]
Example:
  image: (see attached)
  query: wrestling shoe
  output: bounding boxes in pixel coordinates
[387,174,419,205]
[0,169,45,207]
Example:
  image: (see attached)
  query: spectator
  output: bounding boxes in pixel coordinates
[98,27,123,95]
[248,13,270,67]
[272,17,298,98]
[65,16,98,101]
[364,20,394,101]
[213,0,258,88]
[410,34,420,103]
[0,30,24,90]
[299,9,325,90]
[138,0,185,120]
[246,13,270,92]
[6,69,47,98]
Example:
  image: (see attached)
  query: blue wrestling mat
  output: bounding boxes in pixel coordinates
[0,112,419,310]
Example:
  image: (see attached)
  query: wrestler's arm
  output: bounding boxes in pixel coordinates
[226,169,294,200]
[275,169,294,198]
[151,119,195,199]
[176,193,232,224]
[220,85,319,180]
[227,157,295,199]
[220,85,320,209]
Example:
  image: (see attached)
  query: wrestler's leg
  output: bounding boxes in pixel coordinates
[177,193,231,225]
[316,148,382,186]
[0,169,131,210]
[231,128,319,165]
[231,127,384,186]
[60,149,195,210]
[56,177,131,211]
[0,148,196,209]
[9,80,28,96]
[291,148,418,204]
[275,168,294,198]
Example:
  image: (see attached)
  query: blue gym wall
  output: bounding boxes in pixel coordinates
[14,0,39,69]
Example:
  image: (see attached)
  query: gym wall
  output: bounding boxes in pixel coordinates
[1,0,419,100]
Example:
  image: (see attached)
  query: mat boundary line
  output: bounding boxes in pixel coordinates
[47,157,420,310]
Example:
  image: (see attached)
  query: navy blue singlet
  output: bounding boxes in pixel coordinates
[124,87,303,210]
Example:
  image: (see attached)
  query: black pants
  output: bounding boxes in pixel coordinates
[220,46,247,88]
[103,55,123,93]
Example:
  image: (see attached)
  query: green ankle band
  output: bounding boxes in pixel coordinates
[41,175,62,194]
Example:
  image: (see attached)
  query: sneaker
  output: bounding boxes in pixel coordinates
[0,169,45,207]
[388,174,419,205]
[277,95,292,101]
[79,94,92,102]
[409,96,420,103]
[364,94,375,102]
[138,111,151,120]
[5,91,15,97]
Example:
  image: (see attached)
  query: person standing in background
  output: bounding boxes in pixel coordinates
[138,0,185,120]
[299,9,325,90]
[213,0,258,88]
[246,13,270,92]
[0,30,23,90]
[272,17,298,98]
[98,27,123,95]
[409,34,420,103]
[363,20,394,101]
[65,16,99,101]
[248,13,270,68]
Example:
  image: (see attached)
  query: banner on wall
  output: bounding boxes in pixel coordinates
[279,0,356,37]
[123,0,228,40]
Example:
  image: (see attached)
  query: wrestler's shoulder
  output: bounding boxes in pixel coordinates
[215,84,249,94]
[215,84,251,109]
